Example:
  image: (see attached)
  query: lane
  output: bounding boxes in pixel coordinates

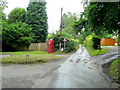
[48,46,119,88]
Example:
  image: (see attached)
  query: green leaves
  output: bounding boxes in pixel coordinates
[2,22,34,51]
[86,2,119,35]
[26,1,48,43]
[8,8,26,23]
[62,12,78,39]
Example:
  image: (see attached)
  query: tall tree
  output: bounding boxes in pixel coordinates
[85,2,119,35]
[8,8,26,23]
[74,2,119,38]
[62,12,78,38]
[26,1,48,43]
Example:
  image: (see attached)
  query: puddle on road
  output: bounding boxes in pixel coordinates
[49,46,110,88]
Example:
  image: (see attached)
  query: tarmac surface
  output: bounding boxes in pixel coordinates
[0,46,119,88]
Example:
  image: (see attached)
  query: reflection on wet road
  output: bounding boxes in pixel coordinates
[49,46,110,88]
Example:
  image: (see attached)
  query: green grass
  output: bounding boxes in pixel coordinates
[0,54,62,64]
[0,50,67,64]
[88,48,107,56]
[1,51,50,55]
[1,50,66,55]
[109,58,120,80]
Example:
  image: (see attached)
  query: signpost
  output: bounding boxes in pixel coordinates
[63,38,67,49]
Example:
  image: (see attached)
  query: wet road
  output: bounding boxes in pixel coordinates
[48,46,112,88]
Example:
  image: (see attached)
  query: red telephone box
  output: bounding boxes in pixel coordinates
[47,39,54,53]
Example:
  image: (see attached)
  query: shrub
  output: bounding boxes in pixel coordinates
[92,36,101,49]
[47,31,77,52]
[85,35,101,50]
[84,35,106,56]
[47,31,80,52]
[84,35,93,50]
[53,37,76,52]
[2,22,34,51]
[63,39,76,52]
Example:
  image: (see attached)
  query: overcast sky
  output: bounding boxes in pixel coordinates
[4,0,84,33]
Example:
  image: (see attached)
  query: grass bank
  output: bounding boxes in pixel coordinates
[109,58,120,82]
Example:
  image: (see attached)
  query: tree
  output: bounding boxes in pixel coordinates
[85,2,119,35]
[8,8,26,23]
[74,1,119,41]
[62,12,78,39]
[74,13,88,34]
[0,0,7,40]
[2,22,34,51]
[26,1,48,43]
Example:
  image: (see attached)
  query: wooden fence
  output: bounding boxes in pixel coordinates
[29,43,48,51]
[100,38,115,46]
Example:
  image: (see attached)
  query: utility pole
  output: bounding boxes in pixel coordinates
[60,8,63,37]
[59,8,63,51]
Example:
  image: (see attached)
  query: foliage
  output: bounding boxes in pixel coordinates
[8,8,26,23]
[2,22,34,51]
[26,1,48,43]
[0,54,61,64]
[63,39,76,52]
[1,12,7,51]
[74,2,119,40]
[84,34,107,56]
[84,34,101,53]
[109,58,120,81]
[84,35,94,50]
[47,31,77,52]
[74,15,88,34]
[62,12,78,38]
[47,31,74,40]
[92,36,101,49]
[76,29,92,44]
[73,12,92,44]
[116,35,120,46]
[85,2,119,35]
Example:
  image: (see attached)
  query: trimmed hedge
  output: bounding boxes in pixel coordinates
[84,35,101,50]
[84,35,106,56]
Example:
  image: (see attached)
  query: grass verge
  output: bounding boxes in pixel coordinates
[0,54,62,64]
[109,58,120,81]
[88,48,107,56]
[1,51,66,55]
